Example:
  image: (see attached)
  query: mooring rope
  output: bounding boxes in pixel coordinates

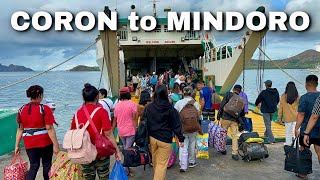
[257,46,304,86]
[0,40,98,90]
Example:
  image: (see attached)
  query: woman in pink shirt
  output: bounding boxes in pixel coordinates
[113,87,138,177]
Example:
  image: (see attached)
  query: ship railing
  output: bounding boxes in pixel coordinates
[118,30,128,41]
[205,36,243,63]
[185,31,200,40]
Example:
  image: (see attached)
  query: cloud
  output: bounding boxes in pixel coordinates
[0,0,319,70]
[285,0,320,33]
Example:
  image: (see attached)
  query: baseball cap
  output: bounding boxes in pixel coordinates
[119,87,130,94]
[183,86,194,94]
[233,84,242,90]
[45,100,56,109]
[264,80,272,86]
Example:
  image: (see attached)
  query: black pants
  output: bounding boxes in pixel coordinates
[133,83,138,91]
[26,144,53,180]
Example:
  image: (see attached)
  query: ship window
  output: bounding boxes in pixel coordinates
[155,25,161,32]
[164,25,169,32]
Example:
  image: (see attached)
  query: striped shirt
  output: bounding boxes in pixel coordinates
[312,96,320,115]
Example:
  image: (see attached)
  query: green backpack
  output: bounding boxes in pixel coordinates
[170,94,183,106]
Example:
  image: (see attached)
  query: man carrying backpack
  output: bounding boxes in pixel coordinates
[217,85,246,161]
[174,86,203,172]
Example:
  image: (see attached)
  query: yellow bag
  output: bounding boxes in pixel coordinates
[196,133,209,159]
[245,138,264,143]
[49,151,84,180]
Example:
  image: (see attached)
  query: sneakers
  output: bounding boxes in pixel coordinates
[179,169,186,172]
[232,155,240,161]
[220,151,227,155]
[189,163,197,168]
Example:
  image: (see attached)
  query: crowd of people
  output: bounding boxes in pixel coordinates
[13,71,320,180]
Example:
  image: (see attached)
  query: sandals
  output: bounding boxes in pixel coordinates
[295,174,308,180]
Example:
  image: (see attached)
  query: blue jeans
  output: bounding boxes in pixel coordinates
[262,113,275,142]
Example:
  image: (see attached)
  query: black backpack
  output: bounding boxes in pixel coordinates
[135,107,149,148]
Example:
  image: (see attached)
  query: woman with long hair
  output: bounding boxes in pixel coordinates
[138,90,152,120]
[15,85,59,180]
[278,81,300,146]
[70,83,121,179]
[146,85,185,180]
[169,83,183,105]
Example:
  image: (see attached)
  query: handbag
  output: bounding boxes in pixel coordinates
[83,106,116,158]
[122,146,152,170]
[4,153,28,180]
[284,137,312,175]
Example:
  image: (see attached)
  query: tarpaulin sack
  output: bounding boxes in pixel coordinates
[168,137,179,168]
[4,153,28,180]
[49,151,83,180]
[196,133,209,159]
[110,161,129,180]
[209,122,227,152]
[284,138,312,175]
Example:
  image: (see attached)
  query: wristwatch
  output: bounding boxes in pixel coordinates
[303,131,310,136]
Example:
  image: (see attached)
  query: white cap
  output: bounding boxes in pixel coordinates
[45,100,56,109]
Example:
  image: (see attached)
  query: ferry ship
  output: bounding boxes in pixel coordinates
[96,5,266,96]
[0,5,286,157]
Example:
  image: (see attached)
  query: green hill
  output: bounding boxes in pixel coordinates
[69,65,100,71]
[247,50,320,69]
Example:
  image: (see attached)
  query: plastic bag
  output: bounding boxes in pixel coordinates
[167,137,179,167]
[196,133,209,159]
[110,161,128,180]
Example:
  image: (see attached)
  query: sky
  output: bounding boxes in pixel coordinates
[0,0,319,70]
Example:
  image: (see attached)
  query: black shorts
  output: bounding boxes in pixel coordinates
[299,136,320,147]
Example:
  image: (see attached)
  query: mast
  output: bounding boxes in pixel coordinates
[150,0,159,17]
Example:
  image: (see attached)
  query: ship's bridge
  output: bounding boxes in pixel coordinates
[116,18,203,74]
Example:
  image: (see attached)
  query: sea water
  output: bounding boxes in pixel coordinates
[0,69,318,142]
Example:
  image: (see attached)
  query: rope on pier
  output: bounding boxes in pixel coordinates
[0,40,98,91]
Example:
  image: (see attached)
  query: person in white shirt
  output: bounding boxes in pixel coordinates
[132,74,140,92]
[174,86,201,171]
[98,88,114,121]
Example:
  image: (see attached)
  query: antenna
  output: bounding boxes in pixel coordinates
[149,0,159,17]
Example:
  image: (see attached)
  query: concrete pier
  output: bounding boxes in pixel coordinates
[1,143,319,180]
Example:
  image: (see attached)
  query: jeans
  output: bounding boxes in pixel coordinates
[150,136,171,180]
[221,119,239,155]
[26,144,53,180]
[285,122,296,146]
[262,113,275,143]
[179,132,197,169]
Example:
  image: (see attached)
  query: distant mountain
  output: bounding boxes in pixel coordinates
[247,50,320,69]
[69,65,100,71]
[0,64,34,72]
